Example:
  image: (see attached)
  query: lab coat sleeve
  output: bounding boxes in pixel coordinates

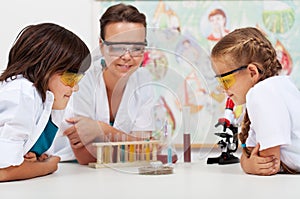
[245,126,256,147]
[0,88,35,168]
[246,83,291,151]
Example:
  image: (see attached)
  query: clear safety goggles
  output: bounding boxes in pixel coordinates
[102,40,147,57]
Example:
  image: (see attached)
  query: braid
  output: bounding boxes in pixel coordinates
[242,37,282,82]
[239,109,251,157]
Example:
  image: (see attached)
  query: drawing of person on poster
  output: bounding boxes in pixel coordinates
[207,8,229,41]
[152,1,181,37]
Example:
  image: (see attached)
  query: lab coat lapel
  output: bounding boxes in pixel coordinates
[24,91,54,153]
[114,76,139,133]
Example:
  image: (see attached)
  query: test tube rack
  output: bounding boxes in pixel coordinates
[88,140,161,168]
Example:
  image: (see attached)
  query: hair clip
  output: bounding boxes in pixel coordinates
[241,143,246,148]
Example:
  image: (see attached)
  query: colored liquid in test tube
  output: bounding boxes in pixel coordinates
[120,134,126,162]
[145,143,150,161]
[167,123,172,165]
[183,106,191,162]
[112,134,119,163]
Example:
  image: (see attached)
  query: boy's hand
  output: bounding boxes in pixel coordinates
[24,152,37,162]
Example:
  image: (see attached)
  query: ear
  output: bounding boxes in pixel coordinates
[99,38,105,55]
[247,63,260,83]
[99,38,104,48]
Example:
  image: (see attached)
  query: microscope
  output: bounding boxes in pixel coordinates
[207,97,240,165]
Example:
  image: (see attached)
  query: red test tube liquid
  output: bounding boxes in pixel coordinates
[183,132,191,162]
[182,106,191,162]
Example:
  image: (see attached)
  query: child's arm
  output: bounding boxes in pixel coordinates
[70,143,96,165]
[240,143,280,175]
[0,156,60,182]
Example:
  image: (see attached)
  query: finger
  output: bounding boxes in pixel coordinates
[38,154,49,161]
[251,143,260,156]
[256,156,275,164]
[256,158,279,175]
[65,131,79,140]
[257,161,275,169]
[68,136,81,145]
[65,117,82,124]
[72,142,84,149]
[258,166,277,176]
[63,126,76,136]
[24,152,35,158]
[48,156,61,163]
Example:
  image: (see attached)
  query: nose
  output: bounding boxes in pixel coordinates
[72,84,79,92]
[120,49,132,59]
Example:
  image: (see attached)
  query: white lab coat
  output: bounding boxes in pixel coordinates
[0,76,54,168]
[246,75,300,171]
[52,56,155,161]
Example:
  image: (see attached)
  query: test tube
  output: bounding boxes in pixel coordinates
[96,146,103,164]
[129,144,135,162]
[183,106,191,162]
[120,134,126,162]
[145,143,150,161]
[152,144,157,161]
[112,134,119,163]
[167,124,172,164]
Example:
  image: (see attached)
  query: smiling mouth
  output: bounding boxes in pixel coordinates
[118,65,131,69]
[117,65,134,72]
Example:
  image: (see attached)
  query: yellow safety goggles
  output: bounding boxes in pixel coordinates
[215,65,247,90]
[60,71,84,87]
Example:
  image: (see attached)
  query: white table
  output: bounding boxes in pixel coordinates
[1,149,300,199]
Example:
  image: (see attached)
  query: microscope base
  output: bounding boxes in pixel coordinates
[207,152,240,165]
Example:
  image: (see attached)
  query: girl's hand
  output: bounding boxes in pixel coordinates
[240,143,279,175]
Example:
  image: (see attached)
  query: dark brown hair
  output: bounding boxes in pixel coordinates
[0,23,91,102]
[99,3,147,40]
[211,27,282,156]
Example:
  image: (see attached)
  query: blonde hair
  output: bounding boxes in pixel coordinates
[211,27,282,157]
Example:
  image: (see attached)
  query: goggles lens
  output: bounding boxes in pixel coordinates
[216,73,236,90]
[102,40,147,57]
[60,71,84,87]
[106,44,145,57]
[215,65,247,90]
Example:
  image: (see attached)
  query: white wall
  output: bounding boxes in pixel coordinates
[0,0,94,72]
